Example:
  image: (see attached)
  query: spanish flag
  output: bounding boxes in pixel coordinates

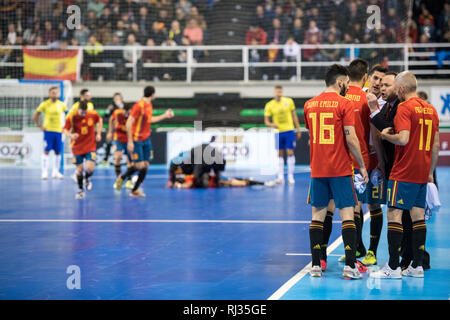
[23,47,81,81]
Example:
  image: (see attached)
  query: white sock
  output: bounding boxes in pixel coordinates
[53,154,61,173]
[278,157,284,180]
[287,155,295,178]
[42,153,49,173]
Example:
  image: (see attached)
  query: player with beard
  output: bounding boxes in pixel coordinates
[304,64,368,279]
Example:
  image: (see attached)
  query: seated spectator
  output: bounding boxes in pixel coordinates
[42,20,58,46]
[283,35,300,80]
[7,23,17,45]
[137,6,152,37]
[267,18,287,44]
[23,23,41,45]
[121,0,139,21]
[158,9,173,30]
[176,0,193,15]
[142,38,161,81]
[245,25,267,45]
[397,14,418,43]
[149,21,168,45]
[161,38,179,80]
[305,20,322,43]
[320,33,342,62]
[183,18,203,45]
[185,6,207,30]
[175,7,187,29]
[291,18,304,44]
[342,32,360,61]
[303,34,321,62]
[88,0,105,18]
[123,33,143,80]
[169,20,183,45]
[252,5,271,32]
[114,20,127,44]
[420,17,437,41]
[57,22,70,43]
[85,10,98,32]
[129,23,145,44]
[83,35,104,80]
[323,20,342,42]
[99,7,115,30]
[96,26,113,46]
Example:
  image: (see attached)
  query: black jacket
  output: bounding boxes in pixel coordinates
[370,98,400,178]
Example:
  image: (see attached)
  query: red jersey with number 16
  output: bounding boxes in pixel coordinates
[390,97,439,184]
[131,99,153,142]
[304,91,355,178]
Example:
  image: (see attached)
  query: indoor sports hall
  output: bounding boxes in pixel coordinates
[0,0,449,301]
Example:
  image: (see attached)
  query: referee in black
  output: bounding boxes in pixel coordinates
[369,71,430,270]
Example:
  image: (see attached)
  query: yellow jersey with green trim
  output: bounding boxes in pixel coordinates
[69,101,95,114]
[264,97,296,132]
[36,99,67,132]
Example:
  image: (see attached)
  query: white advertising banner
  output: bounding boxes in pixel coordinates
[430,86,450,126]
[167,127,279,175]
[0,131,43,167]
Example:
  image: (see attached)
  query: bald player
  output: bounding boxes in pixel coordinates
[371,72,439,279]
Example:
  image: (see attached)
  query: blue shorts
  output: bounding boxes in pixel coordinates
[132,137,153,162]
[114,140,132,161]
[73,151,96,165]
[353,169,387,205]
[387,180,427,210]
[307,175,358,209]
[276,130,296,150]
[44,131,63,153]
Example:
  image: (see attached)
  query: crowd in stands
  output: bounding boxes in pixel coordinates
[0,0,449,80]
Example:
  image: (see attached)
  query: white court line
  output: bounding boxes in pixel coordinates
[0,219,343,224]
[268,211,370,300]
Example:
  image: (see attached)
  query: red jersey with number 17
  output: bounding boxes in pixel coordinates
[131,99,153,142]
[304,91,355,178]
[390,97,439,184]
[345,86,371,170]
[64,110,101,155]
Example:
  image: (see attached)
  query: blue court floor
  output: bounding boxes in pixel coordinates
[0,166,448,300]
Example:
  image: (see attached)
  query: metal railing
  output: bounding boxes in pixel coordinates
[0,43,449,82]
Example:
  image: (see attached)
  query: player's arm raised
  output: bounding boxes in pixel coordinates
[428,131,440,183]
[152,108,174,123]
[344,125,368,183]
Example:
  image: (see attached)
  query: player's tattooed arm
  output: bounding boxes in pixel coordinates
[344,125,369,183]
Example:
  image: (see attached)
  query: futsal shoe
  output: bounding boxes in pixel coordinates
[356,260,369,273]
[361,250,377,265]
[370,263,402,279]
[114,176,124,190]
[264,180,278,187]
[41,171,48,180]
[276,177,285,185]
[401,262,424,278]
[288,175,295,184]
[125,180,135,189]
[130,190,146,198]
[320,259,327,271]
[310,265,322,277]
[343,265,363,279]
[76,190,85,199]
[86,179,92,191]
[52,170,64,179]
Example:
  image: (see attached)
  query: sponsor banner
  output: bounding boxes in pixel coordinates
[438,131,450,166]
[430,86,450,126]
[167,128,279,175]
[0,131,43,166]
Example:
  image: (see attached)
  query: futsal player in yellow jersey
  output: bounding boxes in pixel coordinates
[33,86,67,180]
[69,88,95,113]
[264,85,301,184]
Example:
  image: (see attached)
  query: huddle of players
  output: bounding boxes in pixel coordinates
[34,86,174,199]
[305,60,439,280]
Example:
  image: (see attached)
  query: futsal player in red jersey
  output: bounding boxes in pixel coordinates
[304,64,368,279]
[114,86,174,197]
[63,101,103,199]
[370,71,439,279]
